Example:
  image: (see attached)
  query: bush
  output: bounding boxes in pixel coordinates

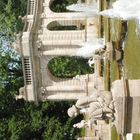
[48,56,94,78]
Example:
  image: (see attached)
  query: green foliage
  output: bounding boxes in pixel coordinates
[111,125,120,140]
[48,56,94,78]
[110,60,120,83]
[0,119,10,139]
[104,60,110,90]
[124,21,140,79]
[0,1,86,139]
[8,116,30,140]
[0,45,23,94]
[50,25,77,30]
[133,134,140,140]
[0,45,81,139]
[0,0,27,42]
[50,0,78,12]
[43,117,63,140]
[0,100,80,140]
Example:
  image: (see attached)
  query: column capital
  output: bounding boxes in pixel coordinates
[36,39,42,49]
[36,40,43,57]
[40,13,46,18]
[39,86,47,101]
[38,29,43,34]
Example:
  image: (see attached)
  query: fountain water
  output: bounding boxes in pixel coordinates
[66,0,99,18]
[99,0,140,23]
[99,0,140,35]
[100,0,140,20]
[76,38,104,58]
[67,2,98,13]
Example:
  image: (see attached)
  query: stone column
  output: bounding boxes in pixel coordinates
[42,48,78,56]
[94,57,102,77]
[46,85,85,91]
[46,92,87,100]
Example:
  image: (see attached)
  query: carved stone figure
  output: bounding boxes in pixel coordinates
[73,120,89,128]
[73,74,88,81]
[73,119,96,129]
[67,90,114,121]
[15,87,26,100]
[88,58,95,67]
[88,53,104,68]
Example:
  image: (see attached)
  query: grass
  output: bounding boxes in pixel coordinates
[104,60,110,90]
[104,17,110,42]
[133,134,140,140]
[98,0,108,38]
[79,128,85,137]
[124,20,140,79]
[111,126,121,140]
[103,13,122,86]
[102,0,124,86]
[109,19,122,82]
[110,19,122,43]
[110,60,120,83]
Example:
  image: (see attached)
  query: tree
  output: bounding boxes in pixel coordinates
[0,44,23,120]
[0,0,27,42]
[0,45,23,94]
[0,47,81,139]
[0,99,81,139]
[0,0,84,139]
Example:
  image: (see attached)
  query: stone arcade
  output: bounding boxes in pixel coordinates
[13,0,102,103]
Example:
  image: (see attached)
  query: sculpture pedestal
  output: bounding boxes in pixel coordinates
[111,78,140,134]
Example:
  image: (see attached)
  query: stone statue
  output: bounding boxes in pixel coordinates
[73,74,88,81]
[73,120,91,129]
[88,57,95,68]
[15,87,26,100]
[73,119,98,129]
[67,90,114,121]
[88,46,106,68]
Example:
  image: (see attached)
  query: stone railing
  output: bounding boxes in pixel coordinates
[28,0,36,15]
[23,57,32,85]
[21,0,38,87]
[23,0,37,32]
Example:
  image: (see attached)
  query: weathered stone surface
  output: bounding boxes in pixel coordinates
[111,79,140,134]
[15,0,100,102]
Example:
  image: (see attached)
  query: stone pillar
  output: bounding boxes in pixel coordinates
[46,85,85,91]
[42,48,78,56]
[46,92,87,100]
[94,57,102,77]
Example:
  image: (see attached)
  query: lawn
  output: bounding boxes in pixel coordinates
[111,126,121,140]
[133,134,140,140]
[124,20,140,79]
[110,60,120,83]
[104,60,110,90]
[103,17,122,86]
[101,0,126,87]
[109,18,122,83]
[110,19,122,43]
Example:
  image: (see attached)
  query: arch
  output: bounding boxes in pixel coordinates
[50,0,78,12]
[47,20,85,31]
[46,66,66,82]
[47,56,94,78]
